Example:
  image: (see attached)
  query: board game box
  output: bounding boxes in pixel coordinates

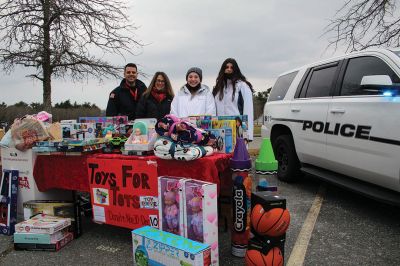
[15,214,71,234]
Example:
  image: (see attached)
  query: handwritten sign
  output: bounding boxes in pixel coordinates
[87,158,159,229]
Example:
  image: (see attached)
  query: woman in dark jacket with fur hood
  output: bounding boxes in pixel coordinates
[136,72,175,120]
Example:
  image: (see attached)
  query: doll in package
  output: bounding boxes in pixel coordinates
[186,186,204,242]
[161,182,180,235]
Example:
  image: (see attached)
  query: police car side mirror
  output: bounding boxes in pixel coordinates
[360,75,393,86]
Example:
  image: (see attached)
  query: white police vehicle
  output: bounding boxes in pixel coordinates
[262,49,400,205]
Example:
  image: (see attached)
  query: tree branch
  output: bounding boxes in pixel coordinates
[324,0,399,52]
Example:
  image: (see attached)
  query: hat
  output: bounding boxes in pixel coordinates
[186,67,202,81]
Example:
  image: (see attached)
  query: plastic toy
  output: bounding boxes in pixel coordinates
[102,125,115,139]
[131,128,144,144]
[102,136,127,153]
[108,136,127,148]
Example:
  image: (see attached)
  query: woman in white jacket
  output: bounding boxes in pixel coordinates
[213,58,254,141]
[171,67,216,118]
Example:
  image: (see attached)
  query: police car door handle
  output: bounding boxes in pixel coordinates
[330,108,345,114]
[291,107,300,112]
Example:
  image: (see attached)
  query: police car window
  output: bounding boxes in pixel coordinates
[304,65,337,98]
[340,56,400,96]
[268,71,298,101]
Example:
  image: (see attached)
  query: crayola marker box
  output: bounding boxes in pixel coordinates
[132,226,211,266]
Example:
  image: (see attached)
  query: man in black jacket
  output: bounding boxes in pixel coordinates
[106,63,147,120]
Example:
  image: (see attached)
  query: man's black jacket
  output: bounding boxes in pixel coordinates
[106,79,147,120]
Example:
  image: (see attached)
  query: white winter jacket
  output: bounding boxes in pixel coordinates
[214,80,254,140]
[171,84,216,118]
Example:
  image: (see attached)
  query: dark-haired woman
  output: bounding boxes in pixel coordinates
[136,72,174,120]
[213,58,254,141]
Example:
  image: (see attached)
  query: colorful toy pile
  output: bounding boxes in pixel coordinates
[0,112,294,265]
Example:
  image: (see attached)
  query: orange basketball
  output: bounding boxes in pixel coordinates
[245,247,283,266]
[251,205,290,237]
[251,204,265,230]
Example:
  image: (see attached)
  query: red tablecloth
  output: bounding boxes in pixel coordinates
[33,153,232,193]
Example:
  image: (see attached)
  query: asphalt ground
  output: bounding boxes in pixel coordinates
[1,137,399,265]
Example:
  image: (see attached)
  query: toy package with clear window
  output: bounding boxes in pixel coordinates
[125,118,158,153]
[184,180,219,265]
[158,176,187,236]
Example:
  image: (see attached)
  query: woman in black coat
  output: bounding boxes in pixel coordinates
[136,72,175,120]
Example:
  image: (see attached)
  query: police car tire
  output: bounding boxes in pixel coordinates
[273,134,301,182]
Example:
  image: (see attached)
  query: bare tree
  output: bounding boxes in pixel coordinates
[325,0,400,52]
[0,0,142,111]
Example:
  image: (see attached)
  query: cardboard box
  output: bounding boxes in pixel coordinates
[23,200,81,238]
[158,176,187,236]
[14,227,70,244]
[14,231,73,251]
[15,214,71,234]
[132,226,211,266]
[211,120,237,148]
[251,192,286,215]
[207,128,233,153]
[1,148,72,220]
[78,116,129,137]
[183,180,219,265]
[248,235,285,258]
[0,169,18,235]
[61,123,96,140]
[215,115,248,139]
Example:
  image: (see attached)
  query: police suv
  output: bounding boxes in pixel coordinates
[262,49,400,205]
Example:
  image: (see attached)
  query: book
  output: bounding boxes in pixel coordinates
[14,232,74,251]
[15,214,71,234]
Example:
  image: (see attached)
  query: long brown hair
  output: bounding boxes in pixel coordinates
[213,58,253,101]
[142,72,175,98]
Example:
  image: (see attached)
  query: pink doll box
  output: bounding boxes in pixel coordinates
[157,176,188,237]
[183,180,219,266]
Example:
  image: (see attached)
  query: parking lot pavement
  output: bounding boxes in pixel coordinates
[1,138,399,265]
[304,184,400,266]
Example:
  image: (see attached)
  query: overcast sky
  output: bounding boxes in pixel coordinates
[1,0,346,110]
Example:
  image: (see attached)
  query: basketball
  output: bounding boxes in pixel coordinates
[251,204,290,237]
[245,247,283,266]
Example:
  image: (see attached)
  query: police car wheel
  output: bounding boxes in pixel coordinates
[273,134,301,182]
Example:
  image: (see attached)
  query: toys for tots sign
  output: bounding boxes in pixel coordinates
[87,157,158,229]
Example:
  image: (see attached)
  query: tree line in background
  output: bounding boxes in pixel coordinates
[0,100,102,129]
[0,89,270,130]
